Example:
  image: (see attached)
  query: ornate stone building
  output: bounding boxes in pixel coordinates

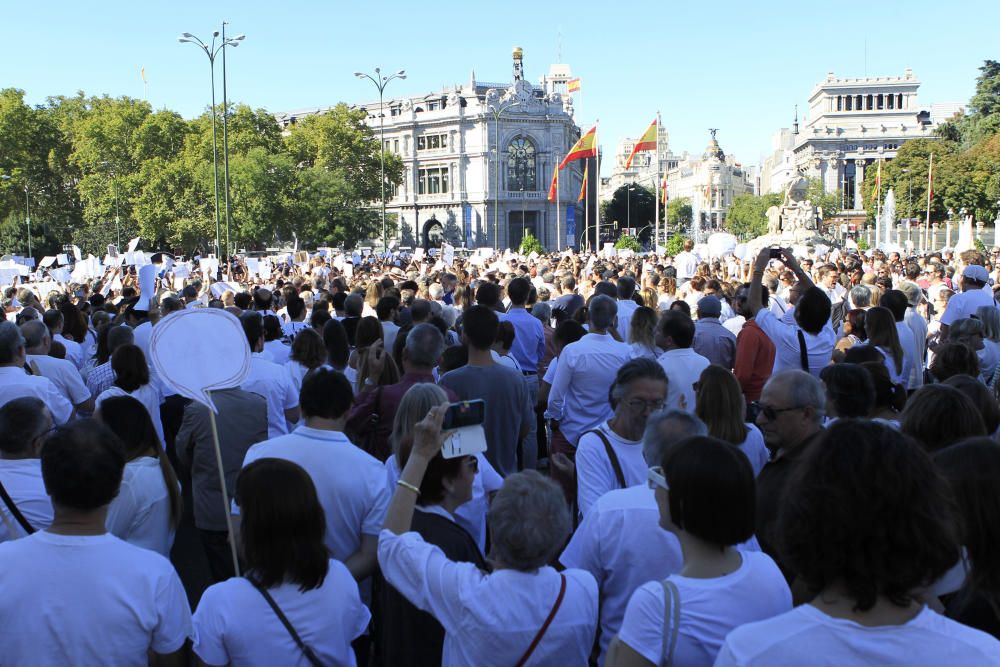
[275,50,584,250]
[664,131,754,231]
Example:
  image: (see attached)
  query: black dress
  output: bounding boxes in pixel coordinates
[377,508,488,667]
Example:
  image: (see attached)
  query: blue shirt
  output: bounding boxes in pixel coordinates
[500,307,545,372]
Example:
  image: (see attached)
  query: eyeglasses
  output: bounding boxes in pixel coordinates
[751,402,805,421]
[465,456,479,473]
[647,465,668,490]
[625,398,666,413]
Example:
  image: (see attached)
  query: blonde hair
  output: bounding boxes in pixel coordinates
[391,384,448,459]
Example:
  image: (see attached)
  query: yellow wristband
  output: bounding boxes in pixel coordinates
[396,479,421,496]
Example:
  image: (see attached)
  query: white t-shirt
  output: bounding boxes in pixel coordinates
[737,423,770,477]
[754,308,836,378]
[940,288,997,327]
[193,559,370,667]
[576,421,647,516]
[55,333,85,370]
[715,603,1000,666]
[263,339,292,366]
[106,457,175,557]
[876,345,911,387]
[658,348,710,413]
[242,353,299,439]
[26,354,90,406]
[618,551,791,667]
[0,458,52,541]
[0,531,191,665]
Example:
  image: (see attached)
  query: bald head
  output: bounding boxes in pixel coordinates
[20,320,51,353]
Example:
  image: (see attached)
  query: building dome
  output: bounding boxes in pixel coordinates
[512,46,524,59]
[703,133,725,161]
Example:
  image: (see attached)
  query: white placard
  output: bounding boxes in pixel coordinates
[127,237,141,253]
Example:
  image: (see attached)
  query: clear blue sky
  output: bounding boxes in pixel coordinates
[5,0,998,174]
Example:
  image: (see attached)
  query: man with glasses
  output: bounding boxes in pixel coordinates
[0,398,55,541]
[752,369,826,580]
[560,410,707,663]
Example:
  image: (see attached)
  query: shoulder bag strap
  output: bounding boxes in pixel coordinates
[246,577,324,667]
[0,478,35,536]
[584,428,626,489]
[796,329,809,372]
[660,579,681,667]
[514,574,567,667]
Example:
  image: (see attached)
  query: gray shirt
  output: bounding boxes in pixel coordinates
[439,363,533,477]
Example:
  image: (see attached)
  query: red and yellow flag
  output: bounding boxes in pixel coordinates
[547,167,558,203]
[624,119,657,170]
[661,176,668,202]
[567,78,581,93]
[559,125,598,170]
[578,164,588,201]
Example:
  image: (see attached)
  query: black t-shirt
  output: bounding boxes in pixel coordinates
[378,509,488,667]
[946,587,1000,640]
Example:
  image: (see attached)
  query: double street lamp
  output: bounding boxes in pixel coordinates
[1,175,32,259]
[486,93,521,250]
[179,28,245,259]
[354,68,406,252]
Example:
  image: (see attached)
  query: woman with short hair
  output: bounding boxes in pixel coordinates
[716,420,1000,665]
[627,306,659,359]
[96,344,165,445]
[608,436,791,666]
[379,403,598,666]
[902,384,987,452]
[98,395,181,557]
[192,458,369,666]
[284,328,327,395]
[695,365,770,476]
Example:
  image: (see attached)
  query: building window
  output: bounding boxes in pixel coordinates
[887,95,895,110]
[897,94,904,109]
[428,100,440,111]
[418,166,449,195]
[393,139,399,153]
[866,94,874,110]
[506,137,537,191]
[390,106,402,117]
[417,134,447,151]
[836,95,843,111]
[856,95,863,110]
[846,96,853,111]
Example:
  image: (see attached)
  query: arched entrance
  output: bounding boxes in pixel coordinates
[423,218,445,250]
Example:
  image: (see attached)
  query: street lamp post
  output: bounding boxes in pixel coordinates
[486,93,521,250]
[355,68,407,252]
[179,30,243,258]
[1,175,31,259]
[627,184,636,233]
[220,24,245,260]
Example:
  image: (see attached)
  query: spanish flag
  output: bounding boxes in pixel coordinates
[559,125,597,170]
[578,164,588,202]
[548,167,558,203]
[661,177,667,202]
[624,119,657,170]
[567,78,581,93]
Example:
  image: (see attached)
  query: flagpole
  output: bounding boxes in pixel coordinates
[555,157,561,251]
[584,164,590,252]
[925,153,933,252]
[875,159,882,249]
[594,122,600,252]
[654,112,661,252]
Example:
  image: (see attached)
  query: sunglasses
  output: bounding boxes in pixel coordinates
[751,402,805,421]
[647,465,668,490]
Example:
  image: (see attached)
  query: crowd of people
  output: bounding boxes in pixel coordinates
[3,238,1000,665]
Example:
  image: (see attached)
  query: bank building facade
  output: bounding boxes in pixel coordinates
[275,49,585,250]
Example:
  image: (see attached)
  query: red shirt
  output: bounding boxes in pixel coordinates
[734,319,776,403]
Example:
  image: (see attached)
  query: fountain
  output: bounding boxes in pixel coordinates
[881,188,896,250]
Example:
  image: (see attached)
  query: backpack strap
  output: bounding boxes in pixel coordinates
[660,579,681,667]
[246,577,324,667]
[796,329,809,372]
[0,478,35,536]
[583,428,626,489]
[514,574,567,667]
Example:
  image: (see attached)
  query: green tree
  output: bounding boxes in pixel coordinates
[805,178,842,220]
[614,234,642,252]
[860,139,958,223]
[664,234,688,256]
[938,60,1000,148]
[666,197,692,229]
[725,193,782,239]
[519,232,544,255]
[604,184,655,243]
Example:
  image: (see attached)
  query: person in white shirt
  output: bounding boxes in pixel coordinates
[608,435,791,667]
[865,306,911,387]
[377,295,401,353]
[0,419,191,664]
[715,420,1000,666]
[95,344,166,445]
[548,295,631,501]
[43,308,85,370]
[241,368,389,604]
[240,313,301,439]
[0,321,73,424]
[576,358,667,516]
[616,277,640,341]
[21,320,94,415]
[816,263,846,304]
[0,398,54,541]
[379,404,598,667]
[284,327,327,395]
[940,264,998,340]
[194,457,369,667]
[747,248,836,378]
[97,395,181,557]
[656,310,710,413]
[694,365,770,477]
[674,239,699,283]
[561,410,707,664]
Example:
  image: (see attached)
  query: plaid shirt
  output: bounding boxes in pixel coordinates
[86,361,115,399]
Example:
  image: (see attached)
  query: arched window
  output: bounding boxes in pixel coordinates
[506,137,537,191]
